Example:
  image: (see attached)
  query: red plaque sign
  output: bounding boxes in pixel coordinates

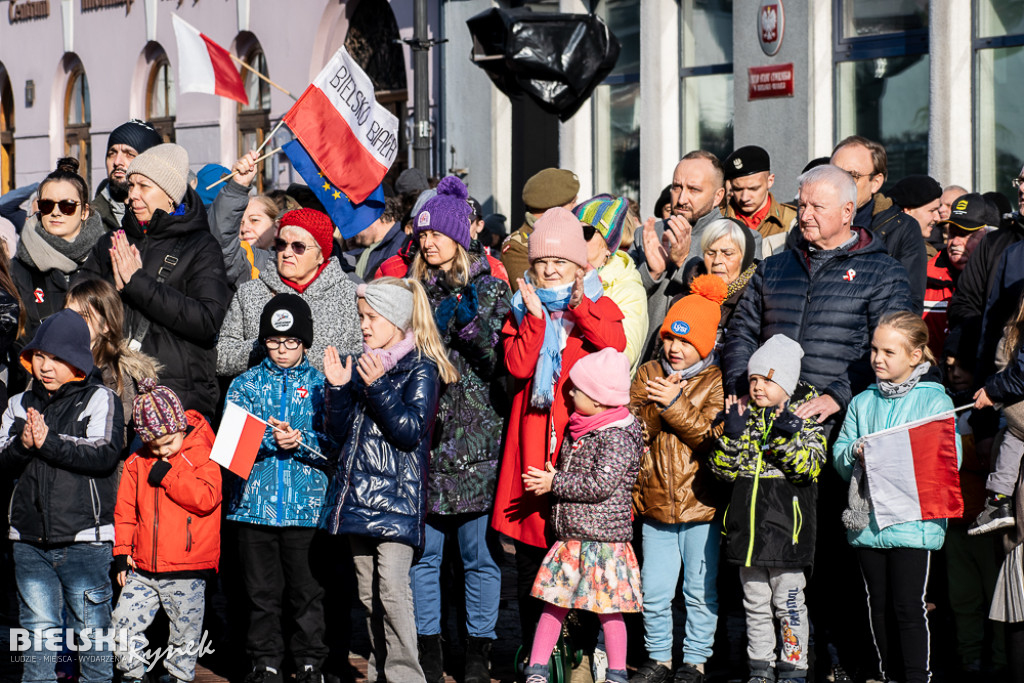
[748,63,794,100]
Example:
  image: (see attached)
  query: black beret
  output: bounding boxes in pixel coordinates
[723,145,771,180]
[888,174,942,209]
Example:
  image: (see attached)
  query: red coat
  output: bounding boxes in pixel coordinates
[113,411,222,573]
[375,249,511,285]
[491,295,626,547]
[923,249,958,359]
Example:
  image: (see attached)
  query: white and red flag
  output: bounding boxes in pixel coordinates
[171,14,249,105]
[209,402,266,479]
[863,410,963,530]
[283,46,399,203]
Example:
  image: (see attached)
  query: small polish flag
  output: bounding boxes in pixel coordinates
[210,402,267,479]
[171,15,249,105]
[862,410,963,530]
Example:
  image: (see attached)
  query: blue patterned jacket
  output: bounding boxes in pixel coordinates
[224,356,332,527]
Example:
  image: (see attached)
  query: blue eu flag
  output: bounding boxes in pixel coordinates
[283,139,385,239]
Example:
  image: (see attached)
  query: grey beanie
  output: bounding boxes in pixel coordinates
[127,143,189,205]
[357,280,413,331]
[747,334,803,396]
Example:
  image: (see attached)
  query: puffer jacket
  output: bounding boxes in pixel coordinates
[113,411,221,573]
[551,413,643,543]
[217,258,361,376]
[630,359,724,524]
[322,352,440,548]
[75,186,231,418]
[855,194,927,309]
[723,227,915,421]
[833,377,961,550]
[599,250,649,376]
[0,370,124,544]
[418,248,511,515]
[224,356,332,527]
[710,383,827,568]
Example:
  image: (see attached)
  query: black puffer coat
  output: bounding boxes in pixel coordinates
[321,352,440,549]
[76,186,231,417]
[856,194,927,312]
[723,228,915,420]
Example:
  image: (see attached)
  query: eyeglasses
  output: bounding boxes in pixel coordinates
[264,338,302,350]
[38,199,80,216]
[274,239,320,256]
[842,169,875,182]
[1012,177,1024,189]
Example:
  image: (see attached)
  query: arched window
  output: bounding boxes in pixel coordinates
[64,64,91,186]
[1,66,14,194]
[237,44,271,192]
[147,53,176,142]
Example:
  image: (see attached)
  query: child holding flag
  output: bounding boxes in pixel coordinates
[224,293,332,683]
[834,311,961,683]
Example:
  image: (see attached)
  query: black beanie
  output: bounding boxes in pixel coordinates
[107,119,163,155]
[259,294,314,348]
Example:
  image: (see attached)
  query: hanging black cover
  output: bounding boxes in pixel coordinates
[466,8,621,122]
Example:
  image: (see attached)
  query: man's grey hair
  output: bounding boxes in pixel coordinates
[797,164,858,208]
[943,184,969,195]
[700,218,748,257]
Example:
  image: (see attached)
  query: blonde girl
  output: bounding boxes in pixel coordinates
[834,311,960,683]
[321,277,455,683]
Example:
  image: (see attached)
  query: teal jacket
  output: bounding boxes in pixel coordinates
[833,378,961,550]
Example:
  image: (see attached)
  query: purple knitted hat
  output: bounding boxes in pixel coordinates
[133,378,188,443]
[414,176,473,249]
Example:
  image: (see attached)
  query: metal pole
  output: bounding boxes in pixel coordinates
[412,0,431,174]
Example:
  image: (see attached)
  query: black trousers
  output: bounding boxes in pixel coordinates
[857,547,932,683]
[514,539,549,648]
[236,523,328,669]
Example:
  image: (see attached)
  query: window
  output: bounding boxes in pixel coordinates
[64,64,91,187]
[1,69,13,194]
[680,0,733,162]
[975,0,1024,194]
[238,46,271,192]
[834,1,930,183]
[147,53,176,142]
[593,0,640,200]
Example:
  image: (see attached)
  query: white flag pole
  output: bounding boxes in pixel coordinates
[861,403,973,443]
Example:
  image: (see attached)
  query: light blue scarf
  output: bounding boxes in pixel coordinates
[511,270,604,408]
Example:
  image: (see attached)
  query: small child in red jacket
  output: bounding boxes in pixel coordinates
[111,379,222,683]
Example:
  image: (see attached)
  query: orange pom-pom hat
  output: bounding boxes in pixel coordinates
[659,274,728,358]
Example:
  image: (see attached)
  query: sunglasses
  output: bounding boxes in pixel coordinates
[38,199,80,216]
[274,239,320,256]
[581,224,597,241]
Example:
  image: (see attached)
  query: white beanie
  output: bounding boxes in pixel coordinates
[747,334,804,396]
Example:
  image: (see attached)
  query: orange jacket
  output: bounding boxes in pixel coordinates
[113,411,222,573]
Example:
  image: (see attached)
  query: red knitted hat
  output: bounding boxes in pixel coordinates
[279,208,335,258]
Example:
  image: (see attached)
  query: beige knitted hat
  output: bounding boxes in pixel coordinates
[127,143,189,205]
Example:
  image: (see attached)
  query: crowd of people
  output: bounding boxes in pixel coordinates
[1,117,1024,683]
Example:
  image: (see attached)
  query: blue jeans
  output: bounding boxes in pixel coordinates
[13,541,114,683]
[640,519,720,664]
[409,513,501,638]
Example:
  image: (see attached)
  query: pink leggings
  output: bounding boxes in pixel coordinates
[529,604,627,671]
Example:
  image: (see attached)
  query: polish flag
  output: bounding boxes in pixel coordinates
[210,402,266,479]
[862,410,963,530]
[283,46,399,203]
[171,14,249,105]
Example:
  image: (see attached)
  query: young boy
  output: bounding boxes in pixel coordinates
[225,294,332,683]
[630,274,726,683]
[709,334,826,683]
[112,381,222,683]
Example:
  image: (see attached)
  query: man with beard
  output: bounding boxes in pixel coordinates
[92,119,163,231]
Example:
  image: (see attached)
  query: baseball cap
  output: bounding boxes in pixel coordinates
[938,193,989,232]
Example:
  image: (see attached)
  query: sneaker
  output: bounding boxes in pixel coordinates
[524,662,550,683]
[295,665,323,683]
[244,667,283,683]
[747,678,772,683]
[674,664,704,683]
[607,670,629,683]
[830,666,853,683]
[591,646,608,683]
[630,660,672,683]
[969,497,1015,535]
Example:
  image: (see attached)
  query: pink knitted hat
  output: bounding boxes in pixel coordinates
[132,378,188,443]
[528,207,588,268]
[569,348,631,407]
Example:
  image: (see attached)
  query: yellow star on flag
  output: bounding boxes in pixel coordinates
[332,190,341,200]
[322,181,331,191]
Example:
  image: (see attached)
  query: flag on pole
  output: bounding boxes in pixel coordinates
[210,402,267,479]
[283,46,399,203]
[282,139,385,239]
[862,410,963,530]
[172,14,249,105]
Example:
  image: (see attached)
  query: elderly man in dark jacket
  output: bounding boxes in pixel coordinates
[831,136,926,310]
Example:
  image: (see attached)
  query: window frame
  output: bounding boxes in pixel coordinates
[64,65,91,187]
[237,46,271,193]
[146,54,176,143]
[1,72,14,194]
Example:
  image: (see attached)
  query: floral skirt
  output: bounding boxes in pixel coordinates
[530,540,643,613]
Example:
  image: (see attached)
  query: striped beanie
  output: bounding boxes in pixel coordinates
[133,378,188,443]
[573,195,629,252]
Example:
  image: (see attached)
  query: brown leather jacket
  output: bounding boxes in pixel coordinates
[630,360,725,524]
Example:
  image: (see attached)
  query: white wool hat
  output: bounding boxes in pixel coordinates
[747,334,804,396]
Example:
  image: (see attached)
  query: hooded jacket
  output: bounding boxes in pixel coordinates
[114,411,221,573]
[598,250,649,376]
[340,220,411,280]
[76,186,231,418]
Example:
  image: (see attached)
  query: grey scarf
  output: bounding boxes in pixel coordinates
[807,231,859,278]
[18,212,104,273]
[877,362,930,399]
[661,349,718,381]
